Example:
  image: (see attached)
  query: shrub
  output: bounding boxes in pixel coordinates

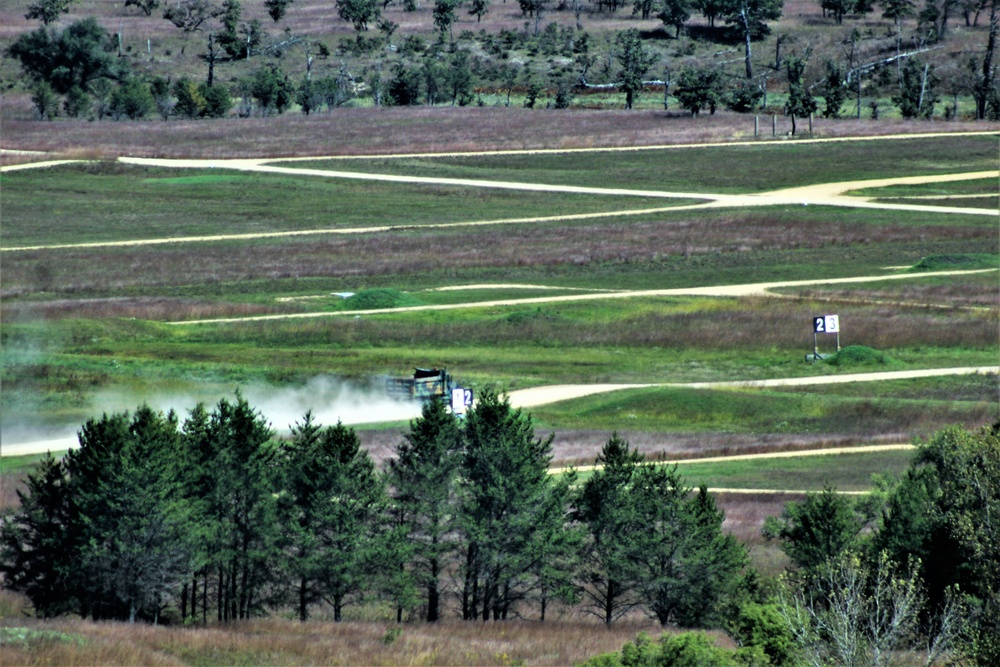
[824,345,896,367]
[344,288,421,309]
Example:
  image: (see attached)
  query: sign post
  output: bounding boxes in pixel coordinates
[451,387,474,416]
[810,314,841,360]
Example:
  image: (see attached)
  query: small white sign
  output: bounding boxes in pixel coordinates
[451,387,473,414]
[813,315,840,333]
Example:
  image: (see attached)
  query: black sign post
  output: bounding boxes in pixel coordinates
[810,315,841,360]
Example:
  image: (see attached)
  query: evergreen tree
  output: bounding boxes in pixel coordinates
[388,399,464,621]
[458,388,570,620]
[0,453,77,618]
[203,394,279,621]
[279,414,387,621]
[573,434,646,624]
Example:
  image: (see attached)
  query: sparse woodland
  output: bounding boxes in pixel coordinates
[1,0,998,123]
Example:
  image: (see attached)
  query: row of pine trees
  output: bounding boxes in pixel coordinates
[1,389,746,626]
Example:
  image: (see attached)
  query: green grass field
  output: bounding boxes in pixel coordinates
[2,134,997,479]
[276,135,1000,193]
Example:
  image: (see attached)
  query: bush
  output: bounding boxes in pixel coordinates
[911,254,997,271]
[109,79,154,120]
[344,288,421,309]
[824,345,895,367]
[580,631,744,667]
[727,602,798,666]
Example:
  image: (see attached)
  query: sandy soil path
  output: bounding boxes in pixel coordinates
[163,268,994,325]
[506,366,999,408]
[547,443,915,475]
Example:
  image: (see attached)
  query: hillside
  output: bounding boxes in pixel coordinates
[1,0,997,125]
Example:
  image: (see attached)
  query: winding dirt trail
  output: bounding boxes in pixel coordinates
[164,268,994,325]
[2,140,995,253]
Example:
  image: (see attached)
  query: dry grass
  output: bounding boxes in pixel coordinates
[0,615,700,666]
[2,107,994,158]
[2,212,994,303]
[0,297,299,321]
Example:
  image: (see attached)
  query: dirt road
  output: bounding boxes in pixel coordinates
[163,269,994,325]
[506,366,999,408]
[2,145,995,253]
[547,443,916,475]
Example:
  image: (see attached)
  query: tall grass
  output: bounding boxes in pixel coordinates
[0,616,684,666]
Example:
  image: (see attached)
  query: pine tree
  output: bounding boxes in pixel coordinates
[280,414,386,621]
[0,453,77,618]
[459,388,571,620]
[388,399,464,621]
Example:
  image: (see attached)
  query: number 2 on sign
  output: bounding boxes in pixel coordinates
[814,317,825,332]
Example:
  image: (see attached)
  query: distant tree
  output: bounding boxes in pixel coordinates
[446,49,473,105]
[387,61,421,105]
[124,0,161,16]
[657,0,693,36]
[634,0,657,19]
[337,0,381,31]
[821,0,866,23]
[777,550,965,667]
[458,389,573,621]
[615,29,656,109]
[200,82,232,116]
[389,399,464,621]
[819,60,848,116]
[63,85,90,117]
[149,76,173,119]
[695,0,729,25]
[25,0,77,24]
[673,66,723,114]
[279,414,387,622]
[201,395,279,621]
[873,424,1000,664]
[722,0,784,78]
[163,0,223,33]
[174,77,207,117]
[763,484,864,576]
[433,0,459,39]
[246,63,295,114]
[110,78,155,119]
[6,18,120,94]
[573,434,646,624]
[217,0,243,57]
[724,78,765,111]
[30,81,59,119]
[783,55,818,133]
[469,0,490,21]
[892,57,940,117]
[264,0,293,21]
[0,454,77,617]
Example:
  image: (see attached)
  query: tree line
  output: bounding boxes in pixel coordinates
[2,390,997,664]
[8,0,999,120]
[0,390,743,628]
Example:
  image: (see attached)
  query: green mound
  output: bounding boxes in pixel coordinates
[343,288,422,310]
[911,254,998,271]
[825,345,896,367]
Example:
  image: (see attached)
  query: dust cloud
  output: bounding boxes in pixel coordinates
[1,376,422,456]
